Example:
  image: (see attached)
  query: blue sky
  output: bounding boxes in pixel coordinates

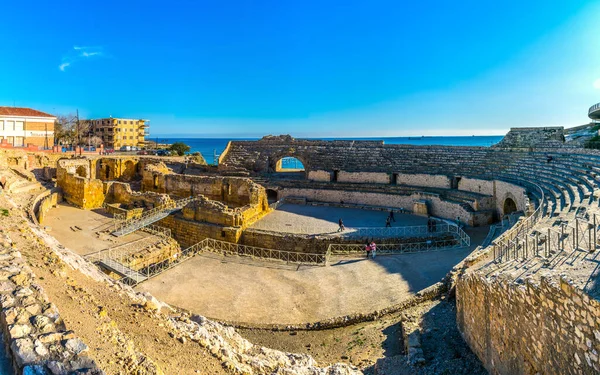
[1,0,599,137]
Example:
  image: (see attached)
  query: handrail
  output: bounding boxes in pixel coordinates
[200,238,328,266]
[327,238,463,255]
[492,182,545,262]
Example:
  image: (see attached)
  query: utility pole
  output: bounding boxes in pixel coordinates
[76,109,80,148]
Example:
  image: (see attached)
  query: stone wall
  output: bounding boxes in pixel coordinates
[494,127,566,148]
[36,190,63,225]
[142,162,268,208]
[396,173,451,188]
[278,187,492,226]
[458,178,527,216]
[457,273,600,374]
[105,182,172,209]
[337,171,390,184]
[57,171,105,210]
[157,215,242,248]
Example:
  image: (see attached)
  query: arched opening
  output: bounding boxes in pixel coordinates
[153,175,159,189]
[75,166,87,178]
[105,165,110,180]
[266,189,278,203]
[503,197,517,215]
[275,157,305,172]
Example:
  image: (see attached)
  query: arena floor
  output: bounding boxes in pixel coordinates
[44,202,487,325]
[138,226,487,325]
[249,204,430,234]
[43,203,155,255]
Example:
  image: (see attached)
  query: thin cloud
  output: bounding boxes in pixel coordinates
[58,46,105,71]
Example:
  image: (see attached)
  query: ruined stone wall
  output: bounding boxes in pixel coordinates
[142,162,267,207]
[56,159,105,209]
[157,215,242,248]
[494,127,566,148]
[36,190,63,224]
[456,273,600,374]
[105,182,172,209]
[278,188,491,226]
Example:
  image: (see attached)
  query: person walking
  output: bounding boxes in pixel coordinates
[370,241,377,259]
[427,217,432,233]
[385,216,392,228]
[365,242,371,258]
[338,218,345,232]
[432,218,437,233]
[389,210,396,222]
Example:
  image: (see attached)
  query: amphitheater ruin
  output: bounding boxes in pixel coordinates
[2,125,600,374]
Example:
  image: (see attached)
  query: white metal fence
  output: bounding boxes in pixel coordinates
[327,238,464,256]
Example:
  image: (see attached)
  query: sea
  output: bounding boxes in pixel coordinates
[160,135,504,165]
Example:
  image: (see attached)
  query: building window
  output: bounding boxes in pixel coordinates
[6,121,14,130]
[15,121,24,131]
[0,120,3,130]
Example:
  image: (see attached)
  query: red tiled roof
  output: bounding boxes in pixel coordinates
[0,106,55,118]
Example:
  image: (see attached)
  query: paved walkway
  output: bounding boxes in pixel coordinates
[250,204,429,234]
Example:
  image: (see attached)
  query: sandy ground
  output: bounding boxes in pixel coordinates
[137,225,486,324]
[250,204,429,234]
[2,190,229,375]
[43,203,155,255]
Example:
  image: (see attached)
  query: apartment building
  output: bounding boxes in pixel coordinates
[87,117,149,149]
[0,106,55,148]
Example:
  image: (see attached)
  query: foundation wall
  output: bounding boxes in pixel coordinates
[457,274,600,374]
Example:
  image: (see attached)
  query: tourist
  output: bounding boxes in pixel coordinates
[432,219,437,233]
[338,218,345,232]
[389,210,396,222]
[370,241,377,258]
[385,216,392,228]
[365,242,371,258]
[427,217,432,233]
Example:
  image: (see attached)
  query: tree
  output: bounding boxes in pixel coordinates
[169,142,191,156]
[54,114,92,146]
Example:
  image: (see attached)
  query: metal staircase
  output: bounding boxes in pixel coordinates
[111,196,196,237]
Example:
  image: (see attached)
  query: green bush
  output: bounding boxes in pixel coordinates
[169,142,191,156]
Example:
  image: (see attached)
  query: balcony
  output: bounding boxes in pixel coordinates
[589,102,600,120]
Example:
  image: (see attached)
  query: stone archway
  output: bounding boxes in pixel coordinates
[268,153,309,179]
[503,197,518,216]
[266,188,278,203]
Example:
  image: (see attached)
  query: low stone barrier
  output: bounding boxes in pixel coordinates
[206,281,447,331]
[0,233,102,374]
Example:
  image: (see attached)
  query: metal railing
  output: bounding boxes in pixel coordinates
[589,102,600,116]
[249,219,466,240]
[327,238,463,256]
[200,238,328,265]
[492,183,547,262]
[111,196,196,236]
